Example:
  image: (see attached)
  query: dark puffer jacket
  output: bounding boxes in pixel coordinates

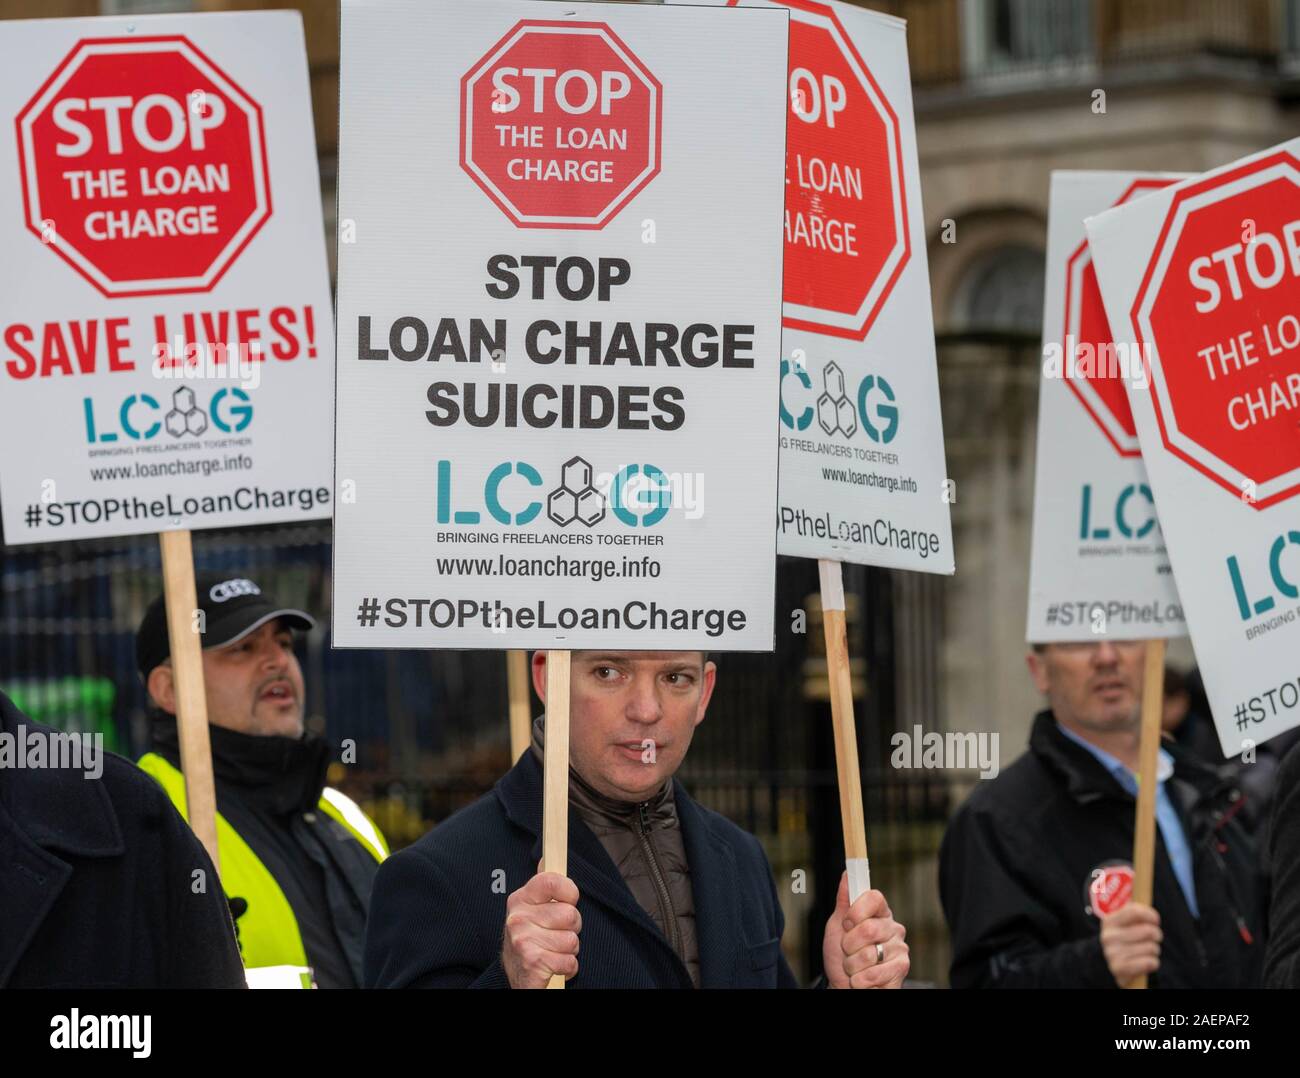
[365,747,799,988]
[537,717,700,986]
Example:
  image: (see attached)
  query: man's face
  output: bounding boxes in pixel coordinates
[1025,640,1146,735]
[167,619,305,738]
[536,650,716,802]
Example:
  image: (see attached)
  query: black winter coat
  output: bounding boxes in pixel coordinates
[0,691,245,988]
[939,712,1263,989]
[364,750,799,988]
[1264,738,1300,987]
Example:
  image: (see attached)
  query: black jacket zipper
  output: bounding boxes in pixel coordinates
[636,801,682,960]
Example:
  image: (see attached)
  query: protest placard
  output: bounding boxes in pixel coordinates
[0,11,335,875]
[1087,139,1300,759]
[335,0,790,986]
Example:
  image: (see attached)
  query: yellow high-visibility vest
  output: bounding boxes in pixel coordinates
[137,752,388,976]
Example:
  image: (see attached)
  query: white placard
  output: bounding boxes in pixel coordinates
[679,0,953,574]
[0,12,335,543]
[1086,138,1300,754]
[332,0,788,650]
[1027,172,1188,642]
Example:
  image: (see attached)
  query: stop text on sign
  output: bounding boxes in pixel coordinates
[16,36,271,297]
[1189,220,1300,314]
[1133,152,1300,508]
[774,4,908,340]
[53,91,228,240]
[461,21,661,229]
[788,68,862,254]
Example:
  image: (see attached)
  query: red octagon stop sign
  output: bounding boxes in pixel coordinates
[1132,151,1300,509]
[746,0,908,340]
[16,36,270,298]
[460,21,661,230]
[1064,178,1175,457]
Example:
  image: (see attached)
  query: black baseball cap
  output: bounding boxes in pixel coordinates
[136,573,315,681]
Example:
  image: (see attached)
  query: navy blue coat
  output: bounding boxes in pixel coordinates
[0,691,245,988]
[364,751,801,988]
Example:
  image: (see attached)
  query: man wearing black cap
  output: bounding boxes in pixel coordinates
[135,573,388,988]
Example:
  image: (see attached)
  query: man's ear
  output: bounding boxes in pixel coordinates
[530,650,547,704]
[146,662,178,716]
[1025,649,1050,696]
[693,660,718,729]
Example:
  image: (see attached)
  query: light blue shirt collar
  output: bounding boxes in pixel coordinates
[1054,720,1199,917]
[1056,722,1174,786]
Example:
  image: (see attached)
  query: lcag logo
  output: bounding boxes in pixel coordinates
[779,358,898,444]
[1078,483,1159,540]
[436,454,671,528]
[1226,530,1300,621]
[82,386,252,443]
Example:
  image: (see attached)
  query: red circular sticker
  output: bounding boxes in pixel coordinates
[1087,861,1134,917]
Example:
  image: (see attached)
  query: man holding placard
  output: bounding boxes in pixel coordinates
[1086,136,1300,991]
[365,649,909,988]
[940,639,1262,988]
[333,0,798,990]
[942,168,1264,989]
[135,574,388,989]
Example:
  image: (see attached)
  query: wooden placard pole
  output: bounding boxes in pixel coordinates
[542,648,571,989]
[507,649,531,763]
[1127,637,1167,990]
[819,559,870,902]
[158,529,220,874]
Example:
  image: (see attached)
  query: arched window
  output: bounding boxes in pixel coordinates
[949,244,1045,337]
